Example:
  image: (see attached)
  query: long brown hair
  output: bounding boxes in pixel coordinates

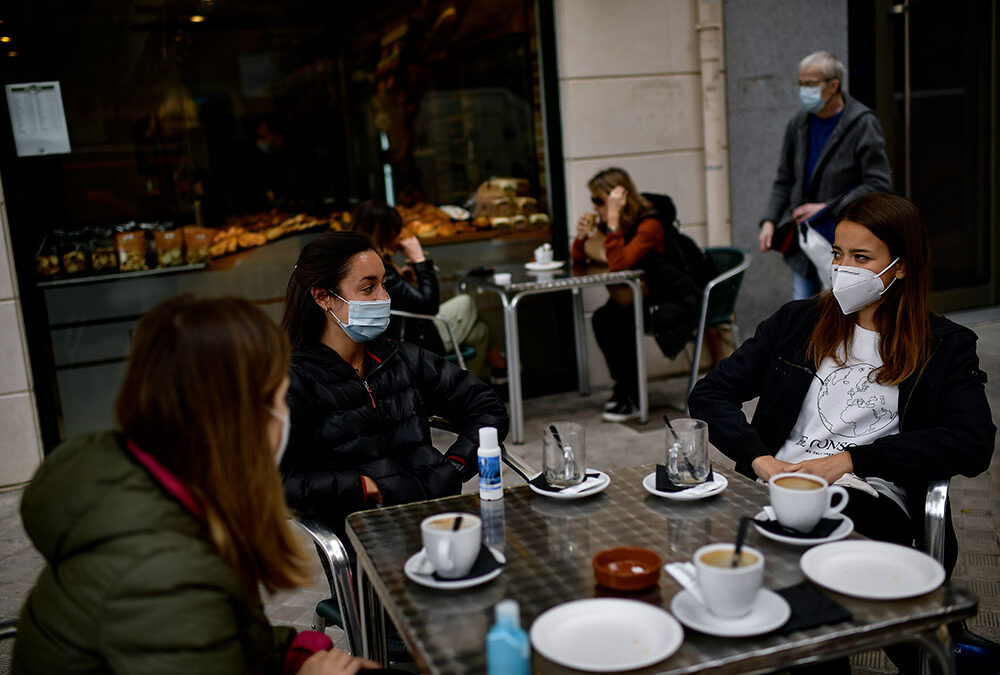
[806,193,933,385]
[117,295,312,594]
[282,231,378,350]
[588,167,652,239]
[352,200,404,258]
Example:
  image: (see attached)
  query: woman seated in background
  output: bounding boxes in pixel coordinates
[15,295,380,675]
[279,231,508,539]
[573,167,707,423]
[351,200,505,382]
[689,193,995,672]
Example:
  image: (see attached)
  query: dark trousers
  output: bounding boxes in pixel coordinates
[592,299,643,400]
[792,487,922,675]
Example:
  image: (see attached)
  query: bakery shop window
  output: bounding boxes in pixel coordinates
[5,0,550,287]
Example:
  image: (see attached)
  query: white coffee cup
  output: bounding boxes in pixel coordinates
[493,272,512,286]
[420,512,482,578]
[768,473,849,532]
[694,543,764,618]
[534,244,554,263]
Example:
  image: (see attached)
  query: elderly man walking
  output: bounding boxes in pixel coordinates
[758,50,892,299]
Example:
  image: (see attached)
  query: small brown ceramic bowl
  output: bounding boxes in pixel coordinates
[593,547,663,591]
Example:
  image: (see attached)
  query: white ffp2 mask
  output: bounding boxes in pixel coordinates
[831,258,900,315]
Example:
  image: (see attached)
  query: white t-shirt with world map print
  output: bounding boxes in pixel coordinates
[775,325,910,517]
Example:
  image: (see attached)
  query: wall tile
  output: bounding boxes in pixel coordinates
[563,151,707,244]
[560,75,703,159]
[555,0,698,78]
[0,301,28,394]
[0,393,43,486]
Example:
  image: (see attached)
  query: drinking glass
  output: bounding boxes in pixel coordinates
[666,418,710,485]
[543,422,585,487]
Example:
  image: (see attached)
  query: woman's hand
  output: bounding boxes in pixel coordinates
[759,221,774,252]
[298,649,381,675]
[575,214,593,240]
[795,453,853,485]
[606,186,627,231]
[398,236,425,263]
[750,455,801,482]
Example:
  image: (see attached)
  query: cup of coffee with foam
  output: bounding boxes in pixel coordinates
[420,512,482,578]
[693,543,764,618]
[768,473,849,533]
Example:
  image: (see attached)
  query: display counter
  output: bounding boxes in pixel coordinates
[44,228,552,438]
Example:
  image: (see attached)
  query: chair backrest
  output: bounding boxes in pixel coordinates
[390,309,469,369]
[703,247,749,327]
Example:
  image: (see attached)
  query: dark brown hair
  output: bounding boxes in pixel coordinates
[806,193,933,385]
[117,295,312,594]
[352,200,404,257]
[587,167,652,239]
[281,231,376,350]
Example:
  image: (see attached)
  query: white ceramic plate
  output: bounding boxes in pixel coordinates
[753,509,854,546]
[403,546,505,590]
[671,589,791,637]
[642,472,728,501]
[800,540,945,599]
[525,260,565,271]
[530,598,683,672]
[529,470,610,501]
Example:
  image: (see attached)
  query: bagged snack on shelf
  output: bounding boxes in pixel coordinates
[114,222,147,272]
[154,222,184,267]
[183,225,212,264]
[139,222,159,269]
[61,230,89,276]
[88,227,117,273]
[35,234,62,279]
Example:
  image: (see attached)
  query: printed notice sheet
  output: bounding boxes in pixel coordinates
[5,81,71,157]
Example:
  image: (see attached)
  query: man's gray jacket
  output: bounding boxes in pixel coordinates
[763,92,892,240]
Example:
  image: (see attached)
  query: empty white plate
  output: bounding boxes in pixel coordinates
[800,540,945,599]
[530,598,683,672]
[671,588,790,637]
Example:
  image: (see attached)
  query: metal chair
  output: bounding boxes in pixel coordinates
[0,617,16,641]
[684,247,750,406]
[390,309,474,370]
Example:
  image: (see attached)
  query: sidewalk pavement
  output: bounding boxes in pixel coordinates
[2,311,998,674]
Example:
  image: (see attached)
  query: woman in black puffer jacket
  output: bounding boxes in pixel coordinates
[279,231,509,539]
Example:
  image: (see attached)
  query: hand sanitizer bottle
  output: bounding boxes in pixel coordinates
[486,599,530,675]
[478,426,502,501]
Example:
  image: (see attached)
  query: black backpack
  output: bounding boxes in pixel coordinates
[637,193,717,357]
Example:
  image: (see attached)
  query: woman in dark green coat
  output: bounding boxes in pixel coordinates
[14,296,380,675]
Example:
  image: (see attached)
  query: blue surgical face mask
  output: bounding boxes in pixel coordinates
[799,85,826,113]
[327,291,391,342]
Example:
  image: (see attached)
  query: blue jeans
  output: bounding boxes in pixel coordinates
[792,270,821,300]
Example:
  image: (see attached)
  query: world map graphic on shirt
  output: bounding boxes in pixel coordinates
[817,363,898,438]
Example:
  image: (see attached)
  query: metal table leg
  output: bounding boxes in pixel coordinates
[357,563,388,666]
[571,287,590,395]
[627,278,648,424]
[501,293,525,444]
[913,625,956,675]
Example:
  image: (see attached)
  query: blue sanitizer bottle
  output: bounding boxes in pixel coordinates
[478,426,503,501]
[487,599,530,675]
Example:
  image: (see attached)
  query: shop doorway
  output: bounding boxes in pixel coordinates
[851,1,997,311]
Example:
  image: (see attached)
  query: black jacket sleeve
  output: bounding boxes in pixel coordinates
[384,259,440,315]
[850,329,996,484]
[404,344,509,481]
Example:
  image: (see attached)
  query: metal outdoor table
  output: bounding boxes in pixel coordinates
[460,263,647,444]
[346,464,974,674]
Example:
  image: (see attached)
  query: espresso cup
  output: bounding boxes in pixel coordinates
[694,543,764,618]
[534,244,554,263]
[768,473,849,533]
[420,513,482,578]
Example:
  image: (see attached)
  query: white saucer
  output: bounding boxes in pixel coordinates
[670,588,791,637]
[753,509,854,546]
[642,472,728,501]
[529,470,610,500]
[403,547,505,590]
[525,260,565,271]
[531,598,683,671]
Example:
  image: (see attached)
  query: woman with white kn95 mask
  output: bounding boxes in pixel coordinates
[690,192,995,672]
